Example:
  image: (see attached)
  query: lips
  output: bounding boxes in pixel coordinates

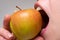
[34,0,51,35]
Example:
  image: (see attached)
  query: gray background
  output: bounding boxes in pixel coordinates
[0,0,37,27]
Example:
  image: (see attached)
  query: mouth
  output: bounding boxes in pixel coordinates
[32,7,49,39]
[39,10,49,30]
[36,7,49,33]
[31,6,49,40]
[39,9,49,35]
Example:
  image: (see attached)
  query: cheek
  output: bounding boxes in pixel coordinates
[49,0,60,23]
[50,0,60,14]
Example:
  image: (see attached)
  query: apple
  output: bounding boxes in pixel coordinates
[10,8,42,40]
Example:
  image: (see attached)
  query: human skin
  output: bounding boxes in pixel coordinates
[0,0,60,40]
[0,15,16,40]
[34,0,60,40]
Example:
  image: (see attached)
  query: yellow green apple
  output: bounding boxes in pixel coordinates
[10,9,42,40]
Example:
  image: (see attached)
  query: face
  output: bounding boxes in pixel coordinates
[34,0,60,40]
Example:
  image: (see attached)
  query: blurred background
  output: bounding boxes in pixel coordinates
[0,0,37,27]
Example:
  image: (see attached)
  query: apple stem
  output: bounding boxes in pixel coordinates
[16,6,22,10]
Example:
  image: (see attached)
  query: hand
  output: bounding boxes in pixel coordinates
[34,0,60,40]
[0,15,16,40]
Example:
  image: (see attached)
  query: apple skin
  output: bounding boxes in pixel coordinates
[10,9,42,40]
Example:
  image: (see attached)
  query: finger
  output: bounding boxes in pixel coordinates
[34,36,44,40]
[3,14,11,32]
[0,28,14,40]
[0,36,6,40]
